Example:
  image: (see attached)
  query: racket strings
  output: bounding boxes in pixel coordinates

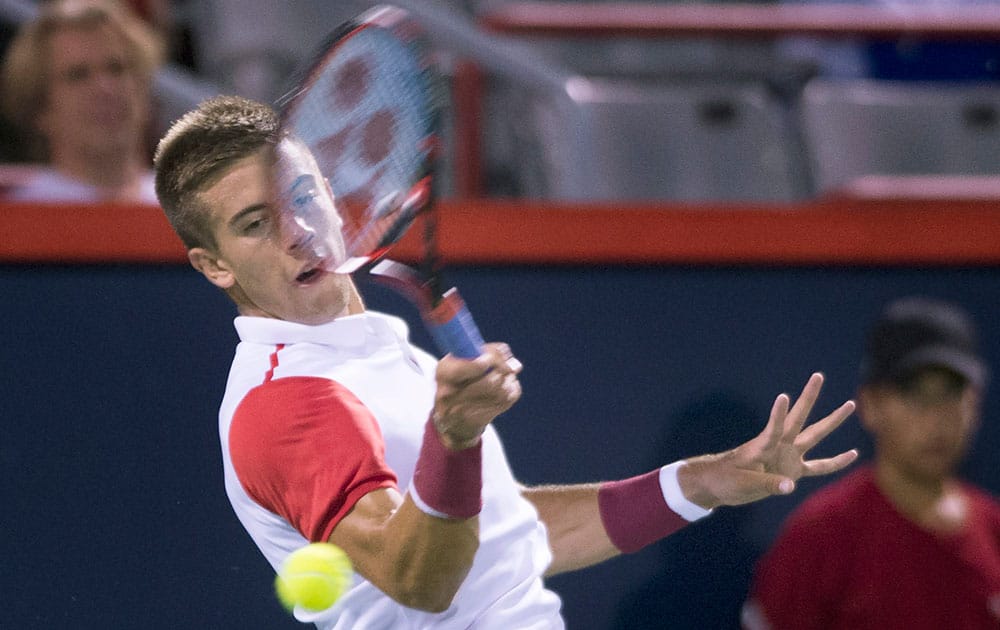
[281,12,442,270]
[291,29,433,249]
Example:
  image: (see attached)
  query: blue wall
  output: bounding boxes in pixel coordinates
[3,263,998,629]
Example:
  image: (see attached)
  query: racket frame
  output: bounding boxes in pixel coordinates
[277,5,484,358]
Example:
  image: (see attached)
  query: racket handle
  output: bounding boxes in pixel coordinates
[425,288,485,359]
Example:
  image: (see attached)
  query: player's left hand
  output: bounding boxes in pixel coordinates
[677,372,858,510]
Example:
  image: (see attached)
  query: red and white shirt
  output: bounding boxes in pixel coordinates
[219,312,563,629]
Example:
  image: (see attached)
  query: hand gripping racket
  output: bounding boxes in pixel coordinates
[276,5,484,358]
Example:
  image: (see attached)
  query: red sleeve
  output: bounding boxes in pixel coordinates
[229,376,398,542]
[745,499,849,630]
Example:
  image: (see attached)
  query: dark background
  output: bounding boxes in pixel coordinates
[3,263,998,629]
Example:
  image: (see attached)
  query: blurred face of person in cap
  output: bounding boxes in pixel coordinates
[857,297,987,487]
[860,367,981,485]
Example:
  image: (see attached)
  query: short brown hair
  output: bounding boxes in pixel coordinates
[0,0,164,158]
[154,95,280,250]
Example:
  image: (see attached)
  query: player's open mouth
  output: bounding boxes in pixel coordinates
[295,265,326,285]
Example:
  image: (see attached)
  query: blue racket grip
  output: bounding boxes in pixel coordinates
[425,288,485,359]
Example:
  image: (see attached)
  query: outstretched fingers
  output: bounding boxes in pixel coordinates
[796,400,856,453]
[759,392,790,450]
[783,372,825,440]
[802,449,859,477]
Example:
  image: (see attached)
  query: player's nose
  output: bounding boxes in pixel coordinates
[279,214,317,254]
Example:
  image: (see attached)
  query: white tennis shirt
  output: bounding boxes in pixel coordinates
[219,311,564,629]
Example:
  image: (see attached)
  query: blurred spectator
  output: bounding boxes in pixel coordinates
[126,0,195,69]
[778,0,1000,81]
[743,297,1000,630]
[865,0,1000,81]
[1,0,164,203]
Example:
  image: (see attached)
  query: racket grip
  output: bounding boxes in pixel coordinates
[425,288,485,359]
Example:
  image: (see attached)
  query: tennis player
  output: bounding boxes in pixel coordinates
[154,95,859,629]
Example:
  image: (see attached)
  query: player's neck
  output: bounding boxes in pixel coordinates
[347,285,365,314]
[875,463,966,533]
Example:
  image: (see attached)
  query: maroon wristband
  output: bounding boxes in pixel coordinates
[410,419,483,519]
[598,470,690,553]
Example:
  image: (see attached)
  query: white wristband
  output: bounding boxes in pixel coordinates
[407,483,451,519]
[659,461,713,522]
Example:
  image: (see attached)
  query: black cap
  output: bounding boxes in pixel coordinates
[860,297,988,388]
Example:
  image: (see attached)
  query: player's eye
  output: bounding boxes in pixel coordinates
[293,187,318,208]
[242,215,270,235]
[292,183,319,210]
[290,174,320,210]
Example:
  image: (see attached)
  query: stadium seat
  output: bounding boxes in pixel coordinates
[800,79,1000,195]
[508,78,808,202]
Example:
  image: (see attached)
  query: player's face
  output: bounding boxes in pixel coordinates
[862,368,981,484]
[270,134,348,269]
[38,23,150,159]
[192,143,354,325]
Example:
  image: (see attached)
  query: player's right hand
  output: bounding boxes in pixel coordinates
[431,343,522,450]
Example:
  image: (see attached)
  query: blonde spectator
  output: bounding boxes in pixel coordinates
[1,0,164,203]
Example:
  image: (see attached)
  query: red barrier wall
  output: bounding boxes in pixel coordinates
[3,190,1000,266]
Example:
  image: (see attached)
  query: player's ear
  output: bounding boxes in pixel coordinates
[188,247,235,289]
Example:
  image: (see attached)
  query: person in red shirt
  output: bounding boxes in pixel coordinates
[744,296,1000,630]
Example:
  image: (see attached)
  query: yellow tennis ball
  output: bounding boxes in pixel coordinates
[275,543,353,612]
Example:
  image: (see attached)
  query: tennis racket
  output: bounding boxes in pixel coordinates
[275,4,484,359]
